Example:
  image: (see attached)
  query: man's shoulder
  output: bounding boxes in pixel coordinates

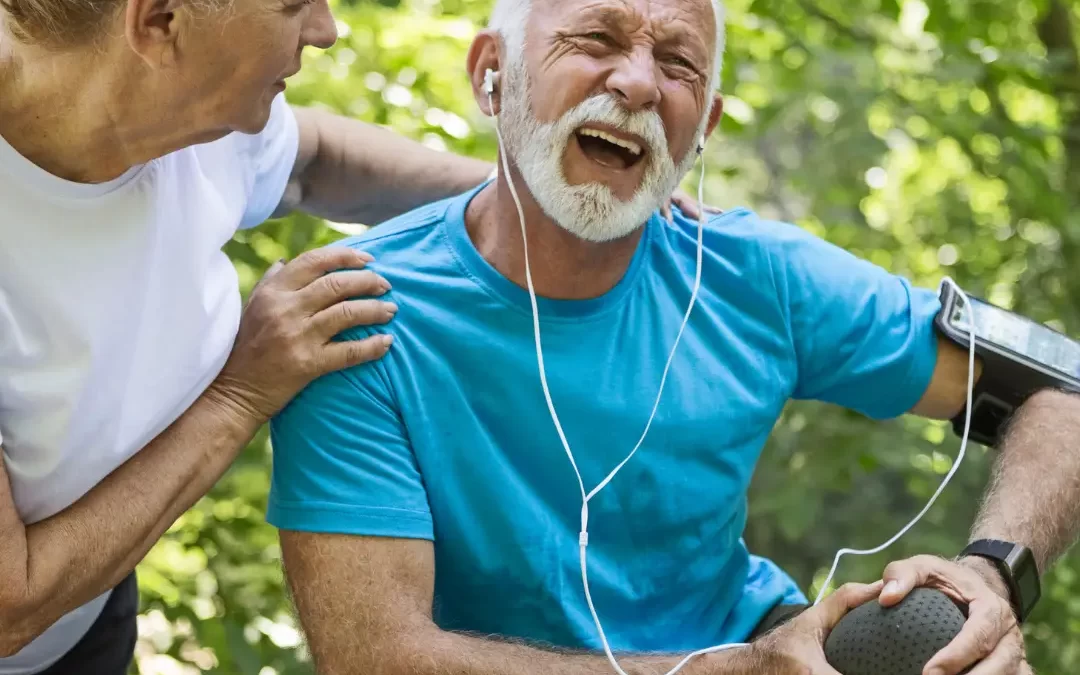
[320,192,471,350]
[328,194,459,259]
[669,206,826,249]
[663,206,834,274]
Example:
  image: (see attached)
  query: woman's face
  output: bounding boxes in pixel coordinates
[177,0,337,134]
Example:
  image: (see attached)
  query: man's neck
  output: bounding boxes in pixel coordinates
[464,169,646,301]
[0,37,223,184]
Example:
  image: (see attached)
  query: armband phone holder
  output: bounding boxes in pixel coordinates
[935,283,1080,446]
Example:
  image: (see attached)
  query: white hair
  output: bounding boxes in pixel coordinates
[488,0,726,91]
[487,0,722,242]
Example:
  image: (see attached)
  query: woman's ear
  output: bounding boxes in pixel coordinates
[124,0,186,68]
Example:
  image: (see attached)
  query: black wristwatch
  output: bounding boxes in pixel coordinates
[960,539,1041,623]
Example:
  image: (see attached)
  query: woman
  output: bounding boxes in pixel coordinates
[0,0,705,672]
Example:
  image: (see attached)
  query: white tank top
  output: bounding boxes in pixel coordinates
[0,94,297,674]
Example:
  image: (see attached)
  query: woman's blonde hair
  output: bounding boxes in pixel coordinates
[0,0,121,46]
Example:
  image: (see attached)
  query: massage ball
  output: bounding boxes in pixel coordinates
[824,588,967,675]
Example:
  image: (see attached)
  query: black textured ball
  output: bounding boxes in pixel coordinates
[824,588,966,675]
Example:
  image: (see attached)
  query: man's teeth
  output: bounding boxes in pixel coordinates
[578,128,643,156]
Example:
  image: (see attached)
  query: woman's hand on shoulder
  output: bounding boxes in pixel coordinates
[210,247,398,423]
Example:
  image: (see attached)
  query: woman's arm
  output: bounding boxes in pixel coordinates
[0,247,395,656]
[276,106,494,225]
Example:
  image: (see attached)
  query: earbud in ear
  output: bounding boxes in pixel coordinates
[697,136,706,155]
[484,68,498,95]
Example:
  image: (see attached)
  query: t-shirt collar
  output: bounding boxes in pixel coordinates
[443,181,657,322]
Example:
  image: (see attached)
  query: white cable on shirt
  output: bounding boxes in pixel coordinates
[490,87,746,674]
[487,81,978,672]
[813,277,977,605]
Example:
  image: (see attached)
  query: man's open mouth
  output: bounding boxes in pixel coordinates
[574,126,647,170]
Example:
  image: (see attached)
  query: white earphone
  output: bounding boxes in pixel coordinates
[482,64,978,674]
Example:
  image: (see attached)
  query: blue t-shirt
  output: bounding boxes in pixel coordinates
[267,184,940,652]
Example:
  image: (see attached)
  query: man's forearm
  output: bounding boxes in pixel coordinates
[0,384,260,654]
[968,388,1080,573]
[290,107,493,225]
[342,625,765,675]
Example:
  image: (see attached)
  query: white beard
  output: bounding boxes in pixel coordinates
[498,56,706,243]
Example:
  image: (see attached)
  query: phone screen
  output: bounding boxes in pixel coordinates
[950,297,1080,380]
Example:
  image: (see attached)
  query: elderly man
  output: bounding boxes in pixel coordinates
[267,0,1077,673]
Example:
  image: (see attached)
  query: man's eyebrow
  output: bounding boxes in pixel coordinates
[561,7,712,56]
[655,26,710,59]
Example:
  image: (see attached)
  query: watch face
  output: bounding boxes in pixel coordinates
[1012,550,1042,615]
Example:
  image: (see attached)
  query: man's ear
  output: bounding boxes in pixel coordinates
[703,94,724,140]
[466,30,502,116]
[124,0,186,68]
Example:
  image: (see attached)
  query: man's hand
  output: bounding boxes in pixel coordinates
[752,582,884,674]
[880,555,1030,675]
[661,189,722,223]
[212,247,397,422]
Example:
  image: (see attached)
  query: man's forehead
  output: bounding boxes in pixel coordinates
[538,0,716,46]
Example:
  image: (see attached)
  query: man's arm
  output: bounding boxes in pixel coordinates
[907,334,983,421]
[278,531,810,675]
[274,106,494,225]
[0,248,392,656]
[967,388,1080,574]
[878,389,1080,675]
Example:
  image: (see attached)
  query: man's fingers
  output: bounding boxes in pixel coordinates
[277,247,376,290]
[880,555,941,606]
[313,299,398,339]
[321,334,394,372]
[815,581,885,630]
[951,630,1024,675]
[660,201,673,224]
[924,598,1015,675]
[876,556,1018,675]
[302,270,390,310]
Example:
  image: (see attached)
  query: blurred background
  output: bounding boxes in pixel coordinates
[130,0,1080,672]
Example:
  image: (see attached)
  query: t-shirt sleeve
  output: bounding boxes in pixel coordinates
[237,93,300,230]
[267,347,433,540]
[763,221,941,420]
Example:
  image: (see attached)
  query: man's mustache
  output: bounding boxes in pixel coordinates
[557,95,669,160]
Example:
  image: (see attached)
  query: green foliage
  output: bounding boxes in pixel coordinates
[133,0,1080,672]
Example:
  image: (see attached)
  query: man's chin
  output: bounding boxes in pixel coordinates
[562,146,654,203]
[563,179,644,206]
[541,186,662,244]
[556,222,644,244]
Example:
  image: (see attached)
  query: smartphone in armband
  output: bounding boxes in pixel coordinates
[935,284,1080,446]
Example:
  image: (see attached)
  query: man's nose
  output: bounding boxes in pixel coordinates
[304,1,339,50]
[605,49,661,111]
